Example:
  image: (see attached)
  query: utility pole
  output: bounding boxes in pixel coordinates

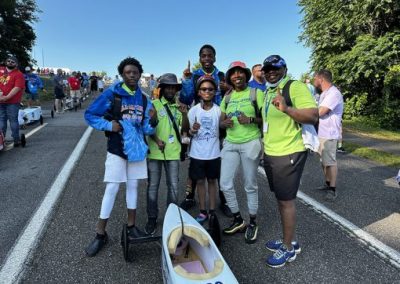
[42,48,44,68]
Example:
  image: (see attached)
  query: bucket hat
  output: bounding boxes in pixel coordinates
[158,73,182,90]
[225,61,251,86]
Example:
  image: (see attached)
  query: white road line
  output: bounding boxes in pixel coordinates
[3,123,48,152]
[0,126,93,284]
[257,166,400,269]
[25,123,48,139]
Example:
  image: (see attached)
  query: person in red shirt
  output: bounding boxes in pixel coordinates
[67,71,82,101]
[0,55,25,146]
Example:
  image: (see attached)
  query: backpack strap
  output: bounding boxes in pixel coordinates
[141,93,147,125]
[164,103,181,144]
[112,93,122,120]
[249,87,261,118]
[281,80,294,107]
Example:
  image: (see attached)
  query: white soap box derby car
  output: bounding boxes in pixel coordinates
[161,204,238,284]
[121,203,238,284]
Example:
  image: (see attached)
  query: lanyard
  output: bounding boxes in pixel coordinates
[264,92,274,121]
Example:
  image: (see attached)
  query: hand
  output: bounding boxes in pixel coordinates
[149,107,157,118]
[178,101,188,114]
[271,88,288,113]
[111,120,122,132]
[221,117,234,128]
[219,81,229,92]
[42,89,47,93]
[237,112,251,124]
[191,116,201,133]
[183,60,192,79]
[157,139,166,152]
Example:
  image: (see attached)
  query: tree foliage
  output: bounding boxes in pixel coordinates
[0,0,39,68]
[299,0,400,128]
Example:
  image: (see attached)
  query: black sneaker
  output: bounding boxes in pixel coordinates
[223,219,246,235]
[337,147,346,153]
[219,203,233,218]
[325,190,337,201]
[145,218,157,235]
[127,226,147,242]
[180,198,196,210]
[85,232,108,257]
[13,140,21,147]
[245,224,258,244]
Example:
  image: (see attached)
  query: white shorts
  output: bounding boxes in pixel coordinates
[104,152,147,182]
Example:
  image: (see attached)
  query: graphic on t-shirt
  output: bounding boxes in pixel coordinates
[198,115,217,142]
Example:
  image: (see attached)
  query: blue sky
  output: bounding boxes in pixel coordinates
[33,0,311,79]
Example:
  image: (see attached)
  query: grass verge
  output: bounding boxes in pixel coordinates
[343,119,400,142]
[344,141,400,168]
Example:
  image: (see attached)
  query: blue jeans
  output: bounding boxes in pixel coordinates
[0,103,20,142]
[147,159,180,219]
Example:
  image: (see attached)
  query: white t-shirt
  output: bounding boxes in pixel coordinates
[318,85,343,139]
[188,103,221,160]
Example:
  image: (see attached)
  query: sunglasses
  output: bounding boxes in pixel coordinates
[199,87,215,92]
[6,60,16,64]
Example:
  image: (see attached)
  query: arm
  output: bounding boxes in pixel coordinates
[272,88,318,125]
[141,100,156,136]
[179,77,194,106]
[84,90,114,131]
[318,106,330,117]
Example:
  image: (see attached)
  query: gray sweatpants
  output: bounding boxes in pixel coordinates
[220,138,262,216]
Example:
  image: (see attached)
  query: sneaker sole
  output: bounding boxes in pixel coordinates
[223,223,246,235]
[266,254,297,268]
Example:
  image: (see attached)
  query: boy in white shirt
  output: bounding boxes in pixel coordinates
[188,75,221,224]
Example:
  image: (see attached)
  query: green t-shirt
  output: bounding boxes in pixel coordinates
[262,77,317,156]
[220,87,264,144]
[147,97,183,160]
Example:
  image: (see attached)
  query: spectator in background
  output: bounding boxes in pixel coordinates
[89,72,99,97]
[97,76,105,93]
[113,75,120,84]
[68,71,81,102]
[313,69,344,201]
[24,66,46,107]
[53,68,66,113]
[0,55,25,146]
[149,74,156,93]
[248,64,266,92]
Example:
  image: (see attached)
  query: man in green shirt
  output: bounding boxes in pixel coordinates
[261,55,318,268]
[145,73,189,234]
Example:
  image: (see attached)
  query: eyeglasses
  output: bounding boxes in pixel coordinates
[199,87,215,92]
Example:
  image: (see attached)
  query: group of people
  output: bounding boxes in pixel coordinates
[80,44,343,269]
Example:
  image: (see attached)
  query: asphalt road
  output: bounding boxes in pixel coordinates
[1,98,399,283]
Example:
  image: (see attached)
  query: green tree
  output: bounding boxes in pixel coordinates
[299,0,400,128]
[0,0,39,68]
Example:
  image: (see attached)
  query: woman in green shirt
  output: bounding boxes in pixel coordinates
[219,61,264,244]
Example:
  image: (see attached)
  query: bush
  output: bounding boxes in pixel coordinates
[343,92,368,120]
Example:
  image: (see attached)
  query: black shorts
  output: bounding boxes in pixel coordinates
[189,158,221,181]
[263,151,308,201]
